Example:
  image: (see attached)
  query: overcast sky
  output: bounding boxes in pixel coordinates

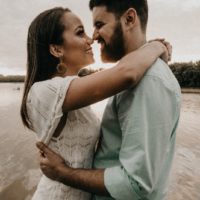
[0,0,199,75]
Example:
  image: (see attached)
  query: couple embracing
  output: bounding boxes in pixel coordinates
[21,0,181,199]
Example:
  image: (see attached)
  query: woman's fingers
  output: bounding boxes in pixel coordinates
[148,38,173,61]
[148,38,165,43]
[163,41,172,61]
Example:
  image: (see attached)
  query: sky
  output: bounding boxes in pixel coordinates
[0,0,199,75]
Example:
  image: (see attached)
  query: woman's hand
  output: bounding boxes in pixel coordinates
[149,38,172,63]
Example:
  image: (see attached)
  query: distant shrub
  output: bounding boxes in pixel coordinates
[0,75,25,82]
[170,61,200,88]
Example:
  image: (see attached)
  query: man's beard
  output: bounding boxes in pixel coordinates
[101,22,126,63]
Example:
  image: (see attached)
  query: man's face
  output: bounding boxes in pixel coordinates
[92,6,126,63]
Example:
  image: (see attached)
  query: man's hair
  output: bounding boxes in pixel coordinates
[89,0,148,31]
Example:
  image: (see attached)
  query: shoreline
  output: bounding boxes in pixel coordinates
[1,82,200,93]
[181,88,200,94]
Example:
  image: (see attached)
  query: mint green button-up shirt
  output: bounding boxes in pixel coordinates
[93,59,181,200]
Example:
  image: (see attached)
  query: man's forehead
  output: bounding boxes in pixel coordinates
[92,6,116,23]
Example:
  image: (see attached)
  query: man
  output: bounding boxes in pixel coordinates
[37,0,181,199]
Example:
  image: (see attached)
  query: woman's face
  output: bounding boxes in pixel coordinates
[61,12,94,71]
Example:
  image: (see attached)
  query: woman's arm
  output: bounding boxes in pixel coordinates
[63,41,167,112]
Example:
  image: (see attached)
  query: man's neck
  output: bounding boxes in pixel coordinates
[124,30,147,55]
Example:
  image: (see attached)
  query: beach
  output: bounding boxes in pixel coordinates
[0,83,200,200]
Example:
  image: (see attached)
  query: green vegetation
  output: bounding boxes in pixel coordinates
[170,60,200,88]
[0,75,25,82]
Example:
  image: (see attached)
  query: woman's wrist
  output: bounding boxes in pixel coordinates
[150,41,165,56]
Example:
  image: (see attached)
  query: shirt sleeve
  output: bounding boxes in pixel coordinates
[104,75,180,200]
[26,76,77,144]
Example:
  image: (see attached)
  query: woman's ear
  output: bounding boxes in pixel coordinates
[49,44,63,58]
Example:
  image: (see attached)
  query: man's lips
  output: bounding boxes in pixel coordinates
[97,38,106,51]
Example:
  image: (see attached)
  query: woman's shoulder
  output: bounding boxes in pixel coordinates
[31,75,77,94]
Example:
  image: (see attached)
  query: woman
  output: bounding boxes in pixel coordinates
[20,7,169,200]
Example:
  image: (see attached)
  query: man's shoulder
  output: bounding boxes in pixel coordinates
[115,59,170,98]
[115,58,181,102]
[145,58,170,78]
[143,58,180,88]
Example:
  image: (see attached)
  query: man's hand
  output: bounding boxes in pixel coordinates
[36,142,66,181]
[36,142,109,196]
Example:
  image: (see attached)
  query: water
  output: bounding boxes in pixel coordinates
[0,83,39,200]
[0,83,200,200]
[167,93,200,200]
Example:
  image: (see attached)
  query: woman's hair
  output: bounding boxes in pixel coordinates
[20,7,71,130]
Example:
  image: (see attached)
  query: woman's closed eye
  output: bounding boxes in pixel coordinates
[76,28,85,37]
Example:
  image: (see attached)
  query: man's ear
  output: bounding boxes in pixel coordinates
[123,8,137,27]
[49,44,63,58]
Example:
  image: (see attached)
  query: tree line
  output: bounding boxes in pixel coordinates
[169,60,200,88]
[0,60,200,87]
[0,74,24,82]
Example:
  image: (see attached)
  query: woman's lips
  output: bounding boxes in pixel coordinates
[86,48,93,55]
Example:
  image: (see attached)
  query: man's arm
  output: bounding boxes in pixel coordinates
[37,142,110,196]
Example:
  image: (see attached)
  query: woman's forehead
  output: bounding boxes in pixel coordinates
[62,12,83,30]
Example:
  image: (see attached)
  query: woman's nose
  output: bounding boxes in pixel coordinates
[86,36,94,45]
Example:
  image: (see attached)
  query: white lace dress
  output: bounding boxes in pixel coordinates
[27,76,100,200]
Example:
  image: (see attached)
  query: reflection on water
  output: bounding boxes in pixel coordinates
[0,83,22,107]
[0,83,200,200]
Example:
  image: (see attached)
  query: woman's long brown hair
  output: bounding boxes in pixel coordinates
[20,7,70,130]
